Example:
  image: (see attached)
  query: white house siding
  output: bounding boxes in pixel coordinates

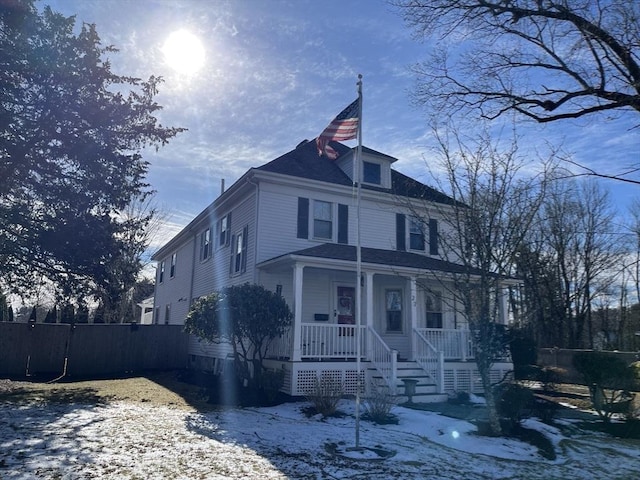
[154,238,194,325]
[191,191,257,301]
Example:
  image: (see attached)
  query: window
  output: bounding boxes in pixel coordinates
[200,228,212,261]
[425,291,443,329]
[409,217,425,251]
[159,261,165,283]
[170,252,177,278]
[363,161,381,184]
[218,213,231,247]
[385,289,403,332]
[164,304,171,325]
[313,200,332,240]
[230,226,248,275]
[154,307,160,324]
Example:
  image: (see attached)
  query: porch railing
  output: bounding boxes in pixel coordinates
[414,328,444,394]
[417,328,474,360]
[368,327,398,394]
[301,323,366,360]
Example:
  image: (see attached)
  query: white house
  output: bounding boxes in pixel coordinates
[152,139,513,401]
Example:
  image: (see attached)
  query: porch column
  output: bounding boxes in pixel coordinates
[365,271,374,359]
[410,276,418,361]
[498,283,509,325]
[292,264,304,361]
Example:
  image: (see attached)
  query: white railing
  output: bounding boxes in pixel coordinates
[414,328,444,393]
[417,328,474,360]
[300,323,366,360]
[266,327,292,359]
[368,327,398,394]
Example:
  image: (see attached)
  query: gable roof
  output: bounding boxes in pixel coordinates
[260,243,487,277]
[257,139,455,204]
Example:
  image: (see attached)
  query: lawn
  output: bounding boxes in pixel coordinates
[1,372,639,479]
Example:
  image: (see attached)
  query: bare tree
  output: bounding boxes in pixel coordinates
[414,125,552,436]
[396,0,640,123]
[519,178,624,348]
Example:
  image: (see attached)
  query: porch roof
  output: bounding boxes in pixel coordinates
[259,243,513,279]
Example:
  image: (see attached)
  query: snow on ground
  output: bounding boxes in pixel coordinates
[1,399,639,479]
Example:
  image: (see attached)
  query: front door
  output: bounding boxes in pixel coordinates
[336,286,355,327]
[335,286,356,355]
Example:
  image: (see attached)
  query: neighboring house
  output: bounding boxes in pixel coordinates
[137,297,154,324]
[152,139,513,401]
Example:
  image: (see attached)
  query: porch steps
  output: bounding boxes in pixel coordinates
[369,361,449,404]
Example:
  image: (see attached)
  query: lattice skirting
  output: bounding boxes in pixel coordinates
[443,363,512,394]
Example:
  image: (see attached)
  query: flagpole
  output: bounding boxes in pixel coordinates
[355,73,363,449]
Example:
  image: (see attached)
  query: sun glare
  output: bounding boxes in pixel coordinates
[162,29,205,75]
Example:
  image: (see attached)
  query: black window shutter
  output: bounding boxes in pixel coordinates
[337,204,348,244]
[396,213,406,251]
[229,234,235,275]
[429,219,439,255]
[297,197,309,239]
[241,226,248,272]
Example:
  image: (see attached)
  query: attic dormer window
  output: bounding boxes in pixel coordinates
[363,161,381,185]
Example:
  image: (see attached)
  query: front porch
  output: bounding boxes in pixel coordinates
[266,325,512,400]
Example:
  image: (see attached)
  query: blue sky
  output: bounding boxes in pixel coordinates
[44,0,639,253]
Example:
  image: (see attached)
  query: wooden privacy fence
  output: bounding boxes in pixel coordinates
[0,322,189,379]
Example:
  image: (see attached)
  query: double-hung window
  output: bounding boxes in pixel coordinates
[409,217,425,251]
[200,228,212,261]
[313,200,332,240]
[385,289,403,332]
[230,225,248,275]
[425,291,443,329]
[218,214,231,247]
[170,252,177,278]
[159,261,165,283]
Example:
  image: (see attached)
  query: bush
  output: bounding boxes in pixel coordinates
[363,383,397,424]
[573,351,637,422]
[304,375,344,418]
[494,382,534,432]
[259,368,285,402]
[535,366,566,392]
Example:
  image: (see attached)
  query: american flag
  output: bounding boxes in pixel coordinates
[316,98,360,160]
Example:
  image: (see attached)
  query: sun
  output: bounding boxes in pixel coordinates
[162,30,205,75]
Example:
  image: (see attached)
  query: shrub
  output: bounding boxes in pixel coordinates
[363,383,397,424]
[535,366,566,392]
[259,368,285,402]
[573,351,637,422]
[494,382,534,432]
[304,375,344,418]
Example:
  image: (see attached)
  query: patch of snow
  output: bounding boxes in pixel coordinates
[1,399,639,479]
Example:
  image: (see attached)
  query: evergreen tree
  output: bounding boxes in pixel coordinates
[0,1,183,301]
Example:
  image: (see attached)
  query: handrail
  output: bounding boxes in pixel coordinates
[368,326,397,394]
[414,328,444,394]
[416,328,474,360]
